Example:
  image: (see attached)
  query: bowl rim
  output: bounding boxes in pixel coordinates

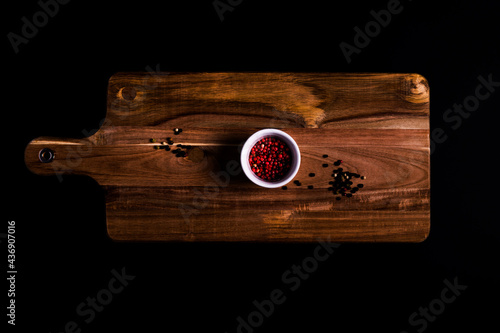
[240,129,301,188]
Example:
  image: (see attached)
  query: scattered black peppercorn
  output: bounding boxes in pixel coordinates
[307,185,314,189]
[322,163,328,168]
[324,160,366,201]
[282,186,287,190]
[176,151,187,157]
[151,133,191,158]
[309,173,315,177]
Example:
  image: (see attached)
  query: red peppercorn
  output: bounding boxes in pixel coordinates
[249,137,292,181]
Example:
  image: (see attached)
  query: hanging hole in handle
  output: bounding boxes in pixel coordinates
[39,148,55,163]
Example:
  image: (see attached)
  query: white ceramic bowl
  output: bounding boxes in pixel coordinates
[240,129,301,188]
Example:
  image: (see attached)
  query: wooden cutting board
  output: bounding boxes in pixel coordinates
[25,72,430,242]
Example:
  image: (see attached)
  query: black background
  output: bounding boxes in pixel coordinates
[4,0,499,332]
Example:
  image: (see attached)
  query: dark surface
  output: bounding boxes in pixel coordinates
[4,0,499,332]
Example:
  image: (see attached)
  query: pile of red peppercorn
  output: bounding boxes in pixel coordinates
[249,137,292,181]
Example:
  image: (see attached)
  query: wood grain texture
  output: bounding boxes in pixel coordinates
[25,72,430,242]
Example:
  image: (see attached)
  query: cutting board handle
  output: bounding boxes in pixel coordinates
[24,136,96,179]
